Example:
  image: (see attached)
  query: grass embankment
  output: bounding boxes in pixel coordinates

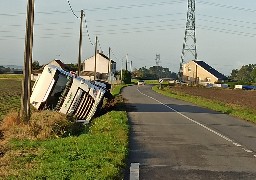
[0,80,129,179]
[152,85,256,123]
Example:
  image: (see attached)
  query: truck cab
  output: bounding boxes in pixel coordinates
[30,65,107,123]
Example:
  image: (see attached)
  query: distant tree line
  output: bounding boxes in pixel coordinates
[32,60,79,72]
[229,64,256,84]
[0,66,22,74]
[132,66,178,80]
[0,66,11,74]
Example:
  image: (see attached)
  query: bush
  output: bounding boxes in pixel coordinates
[0,111,85,140]
[122,70,131,84]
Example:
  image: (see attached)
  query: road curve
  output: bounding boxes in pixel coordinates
[122,85,256,180]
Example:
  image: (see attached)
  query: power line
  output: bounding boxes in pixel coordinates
[198,18,256,31]
[97,38,103,52]
[1,23,255,41]
[83,1,184,12]
[91,12,184,23]
[197,1,256,13]
[0,1,184,17]
[1,0,256,19]
[2,17,256,39]
[110,50,119,61]
[66,0,79,18]
[198,25,256,38]
[198,13,256,26]
[94,18,185,28]
[93,24,184,35]
[83,12,94,46]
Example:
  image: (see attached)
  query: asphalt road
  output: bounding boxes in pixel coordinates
[122,85,256,180]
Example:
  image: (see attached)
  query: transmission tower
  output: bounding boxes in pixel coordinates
[155,54,160,66]
[155,54,161,79]
[179,0,197,80]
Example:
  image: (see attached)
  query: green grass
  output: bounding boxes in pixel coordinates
[152,85,256,123]
[0,74,23,79]
[4,110,128,179]
[144,80,159,84]
[144,79,169,85]
[1,82,129,179]
[111,84,127,96]
[132,79,169,85]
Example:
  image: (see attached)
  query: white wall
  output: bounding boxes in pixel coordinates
[83,53,116,74]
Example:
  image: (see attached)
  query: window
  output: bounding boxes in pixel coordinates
[46,73,70,110]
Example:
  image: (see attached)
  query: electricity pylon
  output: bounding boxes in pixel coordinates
[155,54,160,66]
[155,54,161,79]
[179,0,197,81]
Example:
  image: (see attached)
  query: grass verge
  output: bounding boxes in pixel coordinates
[0,84,129,179]
[152,85,256,123]
[111,84,127,96]
[0,74,23,79]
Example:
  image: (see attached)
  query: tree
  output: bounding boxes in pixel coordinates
[32,60,41,70]
[132,66,178,80]
[122,70,131,84]
[65,63,79,72]
[229,64,256,83]
[0,66,5,74]
[230,69,238,81]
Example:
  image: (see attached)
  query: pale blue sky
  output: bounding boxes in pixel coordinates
[0,0,256,75]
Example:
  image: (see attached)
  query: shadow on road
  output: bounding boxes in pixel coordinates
[125,102,221,114]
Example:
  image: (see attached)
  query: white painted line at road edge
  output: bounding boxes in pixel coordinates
[130,163,140,180]
[137,88,256,158]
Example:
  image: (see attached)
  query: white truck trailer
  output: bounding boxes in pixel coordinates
[30,65,108,123]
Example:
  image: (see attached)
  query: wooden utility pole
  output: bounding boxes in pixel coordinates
[94,36,98,80]
[21,0,34,122]
[120,59,123,84]
[77,10,83,76]
[125,54,128,71]
[108,47,111,83]
[195,64,198,85]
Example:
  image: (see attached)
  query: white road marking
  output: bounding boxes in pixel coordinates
[130,163,140,180]
[137,88,256,158]
[242,148,253,153]
[233,143,242,147]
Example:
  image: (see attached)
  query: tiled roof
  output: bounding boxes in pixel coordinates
[193,60,227,80]
[53,59,66,69]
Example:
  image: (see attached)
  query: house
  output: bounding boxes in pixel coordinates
[48,59,67,70]
[31,59,67,81]
[82,51,116,82]
[182,60,227,84]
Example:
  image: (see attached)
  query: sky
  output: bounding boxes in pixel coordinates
[0,0,256,76]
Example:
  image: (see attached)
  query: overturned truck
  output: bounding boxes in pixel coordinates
[30,65,109,123]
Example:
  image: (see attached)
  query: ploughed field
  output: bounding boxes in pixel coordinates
[0,79,21,121]
[171,86,256,110]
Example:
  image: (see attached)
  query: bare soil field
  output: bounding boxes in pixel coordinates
[0,79,21,121]
[171,86,256,110]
